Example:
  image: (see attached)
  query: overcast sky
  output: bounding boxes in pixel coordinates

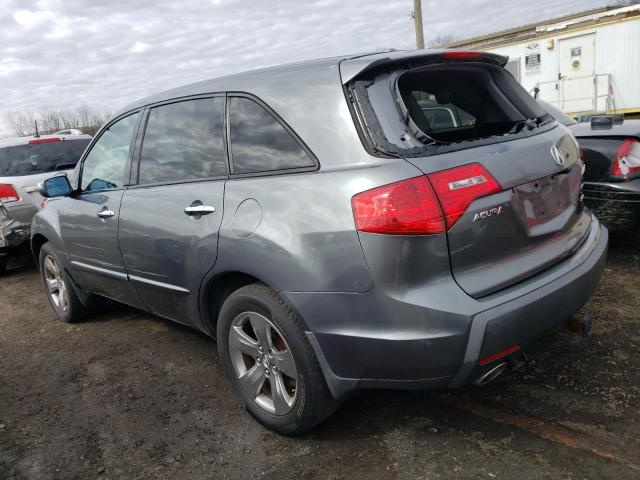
[0,0,616,136]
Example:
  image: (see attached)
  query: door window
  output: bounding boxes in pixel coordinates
[229,97,315,174]
[80,112,140,192]
[138,97,227,184]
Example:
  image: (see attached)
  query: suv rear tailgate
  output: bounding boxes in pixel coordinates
[407,129,590,298]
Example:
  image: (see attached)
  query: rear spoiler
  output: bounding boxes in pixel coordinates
[590,114,624,130]
[340,49,509,84]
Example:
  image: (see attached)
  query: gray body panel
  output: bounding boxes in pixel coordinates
[31,50,607,398]
[118,181,226,325]
[60,191,142,307]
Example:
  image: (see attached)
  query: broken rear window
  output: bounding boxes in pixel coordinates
[349,62,553,156]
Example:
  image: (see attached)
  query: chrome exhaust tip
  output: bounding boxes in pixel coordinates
[474,362,509,386]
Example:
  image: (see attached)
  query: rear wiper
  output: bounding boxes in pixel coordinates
[509,118,539,134]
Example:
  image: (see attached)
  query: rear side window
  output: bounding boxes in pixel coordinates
[139,97,227,184]
[0,139,90,177]
[229,97,315,174]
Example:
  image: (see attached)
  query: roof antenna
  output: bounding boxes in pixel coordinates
[34,120,40,138]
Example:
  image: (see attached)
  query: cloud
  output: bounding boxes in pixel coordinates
[130,41,150,53]
[0,0,613,137]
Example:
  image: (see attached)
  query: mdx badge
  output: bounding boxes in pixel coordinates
[550,144,566,166]
[473,205,504,222]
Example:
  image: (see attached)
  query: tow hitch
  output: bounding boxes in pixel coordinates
[562,314,593,338]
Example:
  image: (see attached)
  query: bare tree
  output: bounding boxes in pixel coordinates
[427,34,458,48]
[5,105,111,137]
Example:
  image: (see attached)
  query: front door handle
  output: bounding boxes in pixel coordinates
[97,209,115,219]
[184,205,216,216]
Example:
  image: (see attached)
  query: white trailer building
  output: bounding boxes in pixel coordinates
[443,4,640,117]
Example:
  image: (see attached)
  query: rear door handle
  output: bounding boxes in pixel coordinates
[184,205,216,216]
[97,209,115,219]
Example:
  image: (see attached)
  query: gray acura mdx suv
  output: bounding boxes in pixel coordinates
[32,50,608,435]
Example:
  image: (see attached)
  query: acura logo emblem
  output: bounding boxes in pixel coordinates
[551,145,566,166]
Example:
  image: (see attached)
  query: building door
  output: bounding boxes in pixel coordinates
[558,33,596,113]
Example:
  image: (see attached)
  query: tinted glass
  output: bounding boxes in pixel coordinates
[139,97,227,184]
[229,97,315,174]
[0,139,90,177]
[81,112,140,192]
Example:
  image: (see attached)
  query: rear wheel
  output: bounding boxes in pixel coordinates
[0,255,7,275]
[217,283,337,435]
[39,242,85,323]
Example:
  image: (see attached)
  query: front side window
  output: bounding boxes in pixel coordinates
[80,112,140,192]
[229,97,315,174]
[138,97,227,185]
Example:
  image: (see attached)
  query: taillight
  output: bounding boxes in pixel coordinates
[0,184,20,203]
[352,163,502,235]
[428,163,501,229]
[352,176,445,235]
[29,137,61,144]
[610,138,640,180]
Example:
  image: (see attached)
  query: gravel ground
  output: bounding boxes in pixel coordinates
[1,233,639,479]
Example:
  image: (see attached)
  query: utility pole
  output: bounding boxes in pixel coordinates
[413,0,425,49]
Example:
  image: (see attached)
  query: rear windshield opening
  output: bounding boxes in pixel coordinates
[0,139,90,177]
[397,63,549,144]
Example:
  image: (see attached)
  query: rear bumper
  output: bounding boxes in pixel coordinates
[0,203,34,253]
[283,216,608,399]
[583,179,640,231]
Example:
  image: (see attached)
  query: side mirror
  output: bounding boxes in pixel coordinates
[42,175,72,198]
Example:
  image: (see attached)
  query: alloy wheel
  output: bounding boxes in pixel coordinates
[43,255,69,312]
[228,311,298,415]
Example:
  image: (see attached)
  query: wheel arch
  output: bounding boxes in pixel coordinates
[31,233,49,271]
[200,271,265,338]
[199,270,312,340]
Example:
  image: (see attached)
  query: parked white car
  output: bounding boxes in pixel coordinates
[0,133,91,272]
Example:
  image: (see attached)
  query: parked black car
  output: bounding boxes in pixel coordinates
[539,100,640,231]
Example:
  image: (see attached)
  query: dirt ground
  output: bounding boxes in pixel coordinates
[1,233,639,480]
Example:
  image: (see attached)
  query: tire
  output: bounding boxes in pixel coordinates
[217,283,338,435]
[39,242,85,323]
[0,255,7,275]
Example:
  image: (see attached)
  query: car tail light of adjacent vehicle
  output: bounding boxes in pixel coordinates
[352,163,501,235]
[610,138,640,180]
[0,184,20,203]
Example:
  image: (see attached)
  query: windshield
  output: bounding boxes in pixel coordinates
[350,62,552,155]
[0,139,90,177]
